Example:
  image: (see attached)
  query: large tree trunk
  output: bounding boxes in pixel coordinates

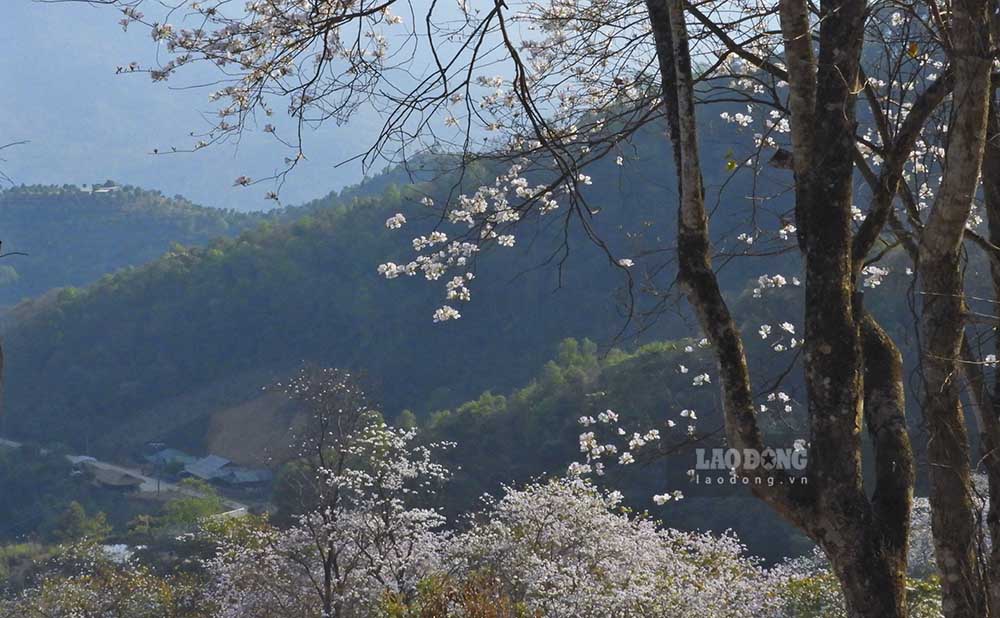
[922,271,985,618]
[795,0,870,596]
[647,0,911,614]
[808,312,913,618]
[917,0,993,612]
[960,335,1000,615]
[777,0,815,252]
[976,86,1000,615]
[859,314,914,611]
[828,542,908,617]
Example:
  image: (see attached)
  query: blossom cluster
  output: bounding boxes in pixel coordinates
[376,161,569,321]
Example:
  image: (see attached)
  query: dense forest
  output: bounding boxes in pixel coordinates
[0,122,769,450]
[0,172,423,308]
[414,337,812,562]
[0,73,966,618]
[0,118,940,563]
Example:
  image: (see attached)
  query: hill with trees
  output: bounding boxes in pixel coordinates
[0,178,412,308]
[0,183,269,306]
[1,119,797,456]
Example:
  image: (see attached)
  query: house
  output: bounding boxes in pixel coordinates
[67,455,98,478]
[181,453,274,486]
[220,467,274,486]
[89,466,144,492]
[183,455,232,481]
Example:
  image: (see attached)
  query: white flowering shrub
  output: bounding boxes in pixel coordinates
[448,477,783,618]
[6,455,947,618]
[0,540,210,618]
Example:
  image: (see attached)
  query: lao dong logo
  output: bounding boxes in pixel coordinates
[691,446,809,488]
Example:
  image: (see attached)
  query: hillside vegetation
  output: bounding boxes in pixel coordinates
[4,122,775,454]
[420,337,812,562]
[0,184,273,306]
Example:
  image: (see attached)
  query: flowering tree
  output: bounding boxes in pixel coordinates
[206,368,451,618]
[70,0,1000,614]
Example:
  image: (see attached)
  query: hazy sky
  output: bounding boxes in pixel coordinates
[2,1,387,210]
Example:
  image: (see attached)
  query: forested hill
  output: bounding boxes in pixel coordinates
[1,120,797,455]
[0,177,414,308]
[0,184,270,305]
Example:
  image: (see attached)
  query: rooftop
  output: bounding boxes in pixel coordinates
[91,466,144,488]
[184,455,232,480]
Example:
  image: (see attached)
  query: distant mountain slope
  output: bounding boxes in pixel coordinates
[0,183,270,305]
[1,121,793,456]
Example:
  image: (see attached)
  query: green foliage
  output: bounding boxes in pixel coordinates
[3,120,796,462]
[0,446,143,543]
[50,501,111,544]
[397,409,418,430]
[907,576,946,617]
[4,135,706,455]
[0,543,50,587]
[424,337,811,562]
[426,337,707,502]
[163,460,186,477]
[126,514,155,543]
[380,574,537,618]
[0,541,213,618]
[158,479,224,530]
[272,459,323,525]
[776,572,848,617]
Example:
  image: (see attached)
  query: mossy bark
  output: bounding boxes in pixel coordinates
[647,0,913,615]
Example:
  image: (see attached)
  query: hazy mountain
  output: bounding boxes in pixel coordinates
[0,184,270,306]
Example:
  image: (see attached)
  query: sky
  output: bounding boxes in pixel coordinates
[2,1,387,210]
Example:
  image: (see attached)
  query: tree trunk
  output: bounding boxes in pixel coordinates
[917,0,993,612]
[861,312,914,602]
[647,0,911,614]
[960,335,1000,615]
[777,0,815,251]
[828,540,909,617]
[977,85,1000,614]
